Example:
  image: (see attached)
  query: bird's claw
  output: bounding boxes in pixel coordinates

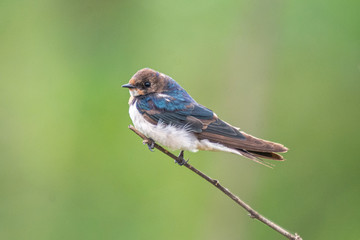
[143,138,155,152]
[175,150,189,166]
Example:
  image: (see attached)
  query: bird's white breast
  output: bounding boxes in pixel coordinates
[129,103,200,151]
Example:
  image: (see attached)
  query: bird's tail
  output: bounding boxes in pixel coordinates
[236,149,278,168]
[236,146,287,168]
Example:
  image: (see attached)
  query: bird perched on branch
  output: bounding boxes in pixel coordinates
[123,68,288,167]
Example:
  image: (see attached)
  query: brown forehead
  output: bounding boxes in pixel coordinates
[134,69,157,82]
[128,68,170,93]
[131,69,167,83]
[129,78,136,85]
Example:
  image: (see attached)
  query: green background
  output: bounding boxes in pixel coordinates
[1,0,359,239]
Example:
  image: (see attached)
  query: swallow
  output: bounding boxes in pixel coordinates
[122,68,288,167]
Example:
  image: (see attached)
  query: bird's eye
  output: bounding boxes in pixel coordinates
[144,82,151,88]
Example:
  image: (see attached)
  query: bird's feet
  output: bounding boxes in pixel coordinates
[143,138,155,152]
[175,150,189,166]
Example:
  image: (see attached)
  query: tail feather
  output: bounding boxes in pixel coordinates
[239,131,288,153]
[246,150,285,160]
[237,149,275,168]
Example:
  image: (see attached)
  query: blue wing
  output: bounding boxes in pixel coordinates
[136,91,213,133]
[135,91,245,140]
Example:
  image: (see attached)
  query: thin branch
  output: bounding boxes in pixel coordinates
[128,125,302,240]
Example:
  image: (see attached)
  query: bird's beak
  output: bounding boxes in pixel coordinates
[122,83,136,89]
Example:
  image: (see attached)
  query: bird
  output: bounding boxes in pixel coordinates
[122,68,288,167]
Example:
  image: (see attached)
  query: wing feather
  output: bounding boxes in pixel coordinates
[197,120,288,153]
[137,95,214,133]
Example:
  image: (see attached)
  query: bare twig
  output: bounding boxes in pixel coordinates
[128,125,302,240]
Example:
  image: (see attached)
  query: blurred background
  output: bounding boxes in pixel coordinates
[1,0,359,239]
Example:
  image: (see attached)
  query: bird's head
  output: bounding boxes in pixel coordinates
[122,68,173,97]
